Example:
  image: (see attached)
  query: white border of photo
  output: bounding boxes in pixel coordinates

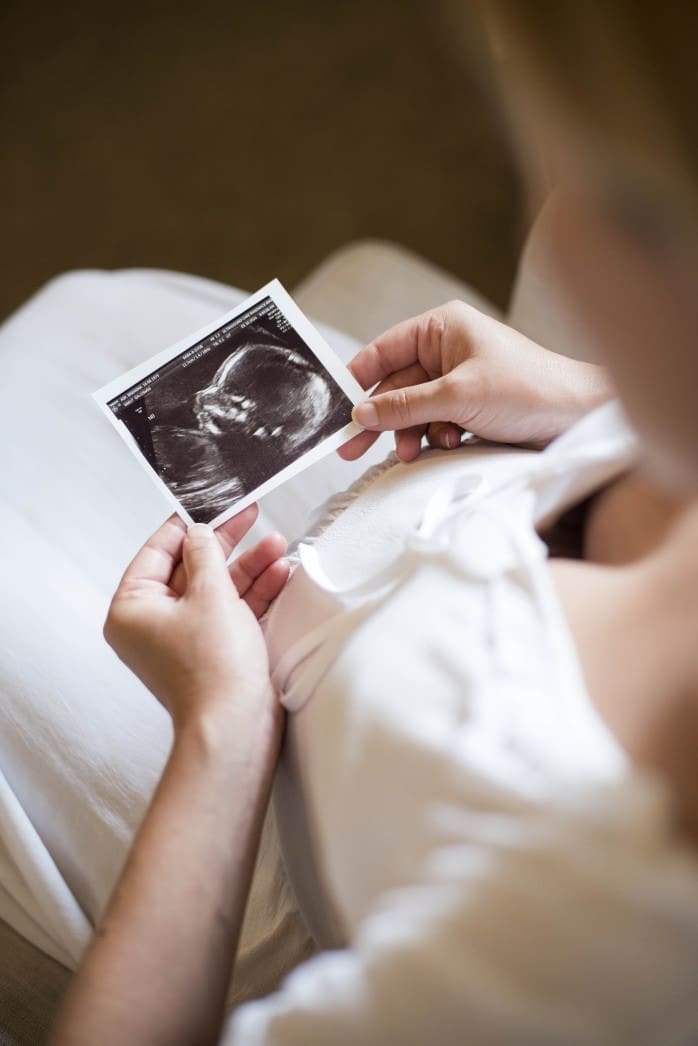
[93,279,366,529]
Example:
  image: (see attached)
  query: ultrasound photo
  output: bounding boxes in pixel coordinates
[96,284,362,525]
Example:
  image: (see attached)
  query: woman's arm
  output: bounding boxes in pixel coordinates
[49,510,289,1046]
[50,703,280,1046]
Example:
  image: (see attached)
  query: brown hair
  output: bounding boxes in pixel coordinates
[482,1,698,222]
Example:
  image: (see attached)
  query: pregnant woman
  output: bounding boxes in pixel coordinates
[44,3,698,1043]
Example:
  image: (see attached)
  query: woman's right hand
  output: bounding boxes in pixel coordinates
[104,507,288,733]
[339,301,613,462]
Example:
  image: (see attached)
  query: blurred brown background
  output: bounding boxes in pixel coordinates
[1,0,522,323]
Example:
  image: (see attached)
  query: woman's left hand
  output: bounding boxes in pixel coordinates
[104,505,289,731]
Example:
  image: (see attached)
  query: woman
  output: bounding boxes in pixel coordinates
[49,3,698,1043]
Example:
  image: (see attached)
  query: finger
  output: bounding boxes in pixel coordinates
[229,533,287,597]
[338,363,429,461]
[353,374,453,432]
[426,421,463,451]
[369,361,430,398]
[182,523,230,597]
[214,503,260,559]
[243,559,292,619]
[119,514,186,589]
[348,310,443,391]
[395,427,425,462]
[347,318,418,390]
[170,503,259,595]
[337,428,380,461]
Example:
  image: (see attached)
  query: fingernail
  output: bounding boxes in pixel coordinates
[188,523,213,539]
[354,401,378,428]
[447,431,459,449]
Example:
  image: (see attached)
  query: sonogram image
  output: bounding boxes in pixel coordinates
[106,297,354,523]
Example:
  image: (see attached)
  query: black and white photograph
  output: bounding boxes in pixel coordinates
[94,281,363,526]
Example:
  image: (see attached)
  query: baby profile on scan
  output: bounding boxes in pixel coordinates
[150,337,335,523]
[194,343,332,449]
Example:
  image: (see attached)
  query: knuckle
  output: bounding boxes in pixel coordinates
[417,310,447,366]
[443,299,476,339]
[374,338,395,383]
[103,584,140,645]
[444,298,471,319]
[389,387,413,426]
[103,605,120,647]
[186,538,210,557]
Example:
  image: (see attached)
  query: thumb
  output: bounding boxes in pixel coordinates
[352,376,455,431]
[183,523,230,597]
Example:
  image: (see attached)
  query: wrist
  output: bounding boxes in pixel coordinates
[575,360,615,415]
[172,682,282,748]
[540,358,614,445]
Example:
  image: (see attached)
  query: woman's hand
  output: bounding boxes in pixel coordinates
[340,300,613,462]
[104,504,289,731]
[52,504,289,1046]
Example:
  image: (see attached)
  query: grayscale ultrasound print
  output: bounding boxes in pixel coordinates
[106,298,354,523]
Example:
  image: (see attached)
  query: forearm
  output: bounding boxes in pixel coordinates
[49,696,282,1046]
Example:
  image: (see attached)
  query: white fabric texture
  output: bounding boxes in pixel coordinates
[222,404,698,1045]
[0,267,390,1001]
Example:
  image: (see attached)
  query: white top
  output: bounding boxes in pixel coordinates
[225,403,698,1045]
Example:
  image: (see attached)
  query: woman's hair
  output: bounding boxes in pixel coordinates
[482,1,698,228]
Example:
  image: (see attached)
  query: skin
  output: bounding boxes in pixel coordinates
[551,504,698,841]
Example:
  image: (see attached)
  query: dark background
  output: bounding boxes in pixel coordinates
[1,0,523,323]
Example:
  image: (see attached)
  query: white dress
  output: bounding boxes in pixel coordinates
[222,403,698,1045]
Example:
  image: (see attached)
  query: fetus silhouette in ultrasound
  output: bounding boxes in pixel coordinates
[147,331,348,524]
